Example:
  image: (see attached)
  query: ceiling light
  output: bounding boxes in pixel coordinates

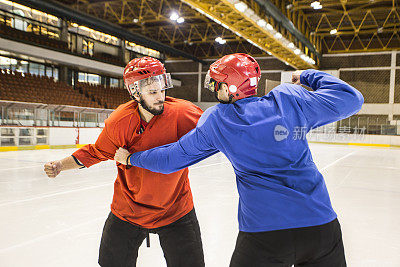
[170,12,179,21]
[288,42,295,49]
[330,29,337,34]
[133,19,139,23]
[257,19,266,27]
[177,17,185,23]
[275,32,282,39]
[234,2,248,13]
[294,49,300,55]
[266,23,273,31]
[215,37,226,44]
[311,1,322,9]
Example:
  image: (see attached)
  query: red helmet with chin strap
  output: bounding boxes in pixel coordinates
[205,53,261,101]
[123,57,172,97]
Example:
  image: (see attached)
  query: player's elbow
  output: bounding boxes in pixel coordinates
[349,87,364,114]
[154,166,180,174]
[159,169,176,174]
[340,87,364,118]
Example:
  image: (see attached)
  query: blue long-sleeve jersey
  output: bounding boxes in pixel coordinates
[130,69,364,232]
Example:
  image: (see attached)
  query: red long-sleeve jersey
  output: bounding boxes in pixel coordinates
[72,97,203,228]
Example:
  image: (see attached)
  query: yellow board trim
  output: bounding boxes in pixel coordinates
[0,146,18,152]
[49,145,78,149]
[35,145,50,150]
[348,143,390,147]
[309,141,396,148]
[0,142,398,152]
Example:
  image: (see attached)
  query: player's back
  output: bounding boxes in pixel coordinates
[202,86,336,232]
[206,87,315,187]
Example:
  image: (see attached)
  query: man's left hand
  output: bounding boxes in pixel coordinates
[114,147,131,165]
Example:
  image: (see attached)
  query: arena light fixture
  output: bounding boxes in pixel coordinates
[177,17,185,24]
[330,29,337,35]
[234,2,248,13]
[215,37,226,44]
[184,0,316,67]
[311,1,322,9]
[170,12,179,21]
[257,19,266,27]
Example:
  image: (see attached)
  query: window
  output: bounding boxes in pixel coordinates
[78,72,86,82]
[53,68,58,81]
[18,60,28,73]
[0,56,10,69]
[46,66,53,78]
[110,77,119,88]
[78,72,101,84]
[9,58,17,71]
[29,62,40,75]
[87,73,100,84]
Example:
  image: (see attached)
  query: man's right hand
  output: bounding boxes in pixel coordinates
[44,160,63,178]
[292,70,304,85]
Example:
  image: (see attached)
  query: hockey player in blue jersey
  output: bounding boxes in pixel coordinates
[114,53,364,266]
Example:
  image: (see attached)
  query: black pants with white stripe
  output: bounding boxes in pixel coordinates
[230,218,346,267]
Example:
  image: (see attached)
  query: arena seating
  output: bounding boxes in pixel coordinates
[75,82,130,109]
[0,69,131,109]
[0,69,101,108]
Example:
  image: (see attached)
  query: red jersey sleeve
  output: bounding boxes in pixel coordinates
[72,119,121,168]
[177,102,203,138]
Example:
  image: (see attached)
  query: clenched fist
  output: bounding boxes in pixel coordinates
[114,147,131,165]
[292,70,304,85]
[44,160,62,178]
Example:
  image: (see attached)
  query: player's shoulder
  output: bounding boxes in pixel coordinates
[197,104,219,127]
[267,83,306,100]
[165,96,203,114]
[105,100,139,126]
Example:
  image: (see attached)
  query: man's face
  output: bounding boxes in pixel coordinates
[134,77,165,115]
[138,86,166,115]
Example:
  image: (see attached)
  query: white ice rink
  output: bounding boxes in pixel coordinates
[0,143,399,267]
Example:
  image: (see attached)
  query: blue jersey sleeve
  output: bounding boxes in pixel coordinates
[283,69,364,129]
[129,112,219,174]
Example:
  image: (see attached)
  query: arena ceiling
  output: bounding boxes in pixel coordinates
[51,0,400,68]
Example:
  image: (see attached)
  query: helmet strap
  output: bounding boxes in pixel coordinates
[130,89,141,103]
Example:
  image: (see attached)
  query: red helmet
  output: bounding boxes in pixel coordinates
[123,57,172,96]
[205,53,261,101]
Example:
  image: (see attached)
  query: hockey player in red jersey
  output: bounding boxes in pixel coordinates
[44,57,205,267]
